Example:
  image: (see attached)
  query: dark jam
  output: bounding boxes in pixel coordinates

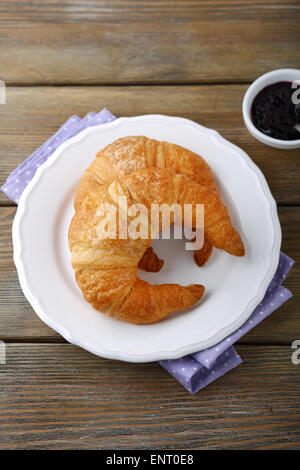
[251,81,300,141]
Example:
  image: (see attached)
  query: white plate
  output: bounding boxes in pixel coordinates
[13,115,281,362]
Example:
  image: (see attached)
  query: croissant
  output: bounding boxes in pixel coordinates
[69,168,244,324]
[74,137,244,271]
[138,246,164,272]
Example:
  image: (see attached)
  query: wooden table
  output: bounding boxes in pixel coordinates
[0,1,299,450]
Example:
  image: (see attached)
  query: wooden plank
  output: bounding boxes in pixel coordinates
[0,206,298,343]
[0,1,299,84]
[0,344,299,449]
[1,85,300,205]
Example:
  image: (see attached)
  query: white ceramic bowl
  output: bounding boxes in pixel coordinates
[243,69,300,149]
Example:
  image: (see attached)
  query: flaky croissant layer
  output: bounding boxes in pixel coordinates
[69,166,244,324]
[74,136,221,270]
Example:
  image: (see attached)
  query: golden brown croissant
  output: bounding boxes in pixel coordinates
[69,168,244,324]
[138,246,164,272]
[74,136,243,271]
[74,136,216,210]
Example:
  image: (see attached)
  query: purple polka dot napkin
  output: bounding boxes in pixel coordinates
[1,108,294,394]
[2,109,115,203]
[160,252,293,393]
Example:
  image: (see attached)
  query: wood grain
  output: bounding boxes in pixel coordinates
[0,0,299,451]
[0,1,299,84]
[0,206,298,343]
[0,343,299,449]
[1,86,300,205]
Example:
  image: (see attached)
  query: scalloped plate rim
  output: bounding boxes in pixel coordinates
[12,114,281,362]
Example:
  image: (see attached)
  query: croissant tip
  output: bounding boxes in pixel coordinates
[239,246,246,257]
[223,233,245,257]
[189,284,205,299]
[234,240,245,257]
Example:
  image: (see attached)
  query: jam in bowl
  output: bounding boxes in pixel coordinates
[243,69,300,149]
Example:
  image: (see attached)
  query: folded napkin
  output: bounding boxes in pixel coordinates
[160,251,293,393]
[2,109,294,394]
